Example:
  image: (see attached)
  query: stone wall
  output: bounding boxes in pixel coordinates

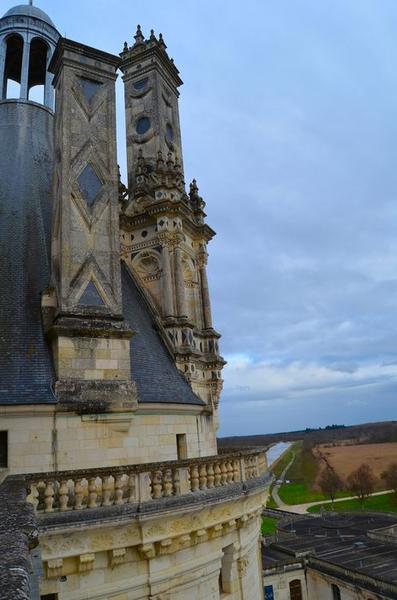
[306,568,380,599]
[2,407,217,473]
[263,565,308,600]
[37,487,266,600]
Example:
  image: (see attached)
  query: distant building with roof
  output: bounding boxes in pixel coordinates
[262,511,397,600]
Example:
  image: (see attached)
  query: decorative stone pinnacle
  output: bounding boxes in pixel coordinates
[123,41,128,52]
[190,179,199,195]
[166,151,174,168]
[158,33,167,50]
[150,29,156,42]
[134,24,145,45]
[157,150,164,169]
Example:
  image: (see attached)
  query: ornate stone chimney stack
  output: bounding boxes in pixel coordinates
[120,25,184,205]
[47,38,136,412]
[118,28,225,413]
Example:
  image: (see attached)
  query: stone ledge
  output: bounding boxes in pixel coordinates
[55,379,138,414]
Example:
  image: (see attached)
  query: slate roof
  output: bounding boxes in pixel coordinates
[263,513,397,590]
[2,4,56,28]
[122,263,204,406]
[0,103,55,405]
[0,104,202,408]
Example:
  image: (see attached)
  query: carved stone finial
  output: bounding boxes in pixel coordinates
[190,179,199,195]
[123,41,128,52]
[157,150,164,169]
[166,151,174,169]
[118,165,128,202]
[150,29,156,42]
[158,33,167,50]
[174,154,181,171]
[134,24,145,45]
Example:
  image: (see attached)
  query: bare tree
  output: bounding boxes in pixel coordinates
[347,464,376,508]
[318,467,343,508]
[381,463,397,503]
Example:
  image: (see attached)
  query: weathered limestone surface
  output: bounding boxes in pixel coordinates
[3,407,217,473]
[120,30,225,414]
[36,478,267,600]
[48,38,137,409]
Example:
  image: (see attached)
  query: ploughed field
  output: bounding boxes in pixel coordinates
[315,442,397,484]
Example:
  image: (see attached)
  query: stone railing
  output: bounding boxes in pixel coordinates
[26,449,268,514]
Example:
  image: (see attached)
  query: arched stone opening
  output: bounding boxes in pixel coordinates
[28,37,48,103]
[2,34,24,99]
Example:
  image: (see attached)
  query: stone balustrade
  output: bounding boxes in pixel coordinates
[26,448,268,514]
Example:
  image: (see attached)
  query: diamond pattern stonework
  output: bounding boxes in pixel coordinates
[77,164,103,207]
[79,77,103,104]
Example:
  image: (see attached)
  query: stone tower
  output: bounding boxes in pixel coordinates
[0,4,59,404]
[0,7,269,600]
[120,27,225,414]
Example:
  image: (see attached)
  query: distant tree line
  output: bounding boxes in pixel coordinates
[218,420,397,449]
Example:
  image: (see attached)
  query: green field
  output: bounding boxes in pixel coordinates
[308,492,397,514]
[271,442,299,478]
[275,441,350,505]
[266,442,300,507]
[261,516,277,535]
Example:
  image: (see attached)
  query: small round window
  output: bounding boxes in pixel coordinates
[166,123,174,142]
[136,117,151,135]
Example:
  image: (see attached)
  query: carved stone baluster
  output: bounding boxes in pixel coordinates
[59,480,69,511]
[88,477,98,508]
[74,478,84,510]
[115,475,125,505]
[220,462,228,486]
[173,468,181,496]
[102,476,113,506]
[226,461,234,483]
[152,470,163,499]
[36,481,46,511]
[190,465,200,492]
[27,482,40,512]
[214,463,222,487]
[233,460,241,482]
[199,464,208,490]
[44,481,55,512]
[128,473,136,503]
[163,469,173,497]
[207,464,215,488]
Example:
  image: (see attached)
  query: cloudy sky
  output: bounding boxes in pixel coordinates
[5,0,397,436]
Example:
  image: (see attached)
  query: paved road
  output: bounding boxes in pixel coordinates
[274,489,394,515]
[271,456,295,510]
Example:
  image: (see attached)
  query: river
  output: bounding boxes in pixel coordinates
[266,442,292,467]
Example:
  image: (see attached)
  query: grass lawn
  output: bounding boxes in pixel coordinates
[277,442,352,505]
[266,494,278,509]
[261,516,278,535]
[271,441,300,478]
[278,482,352,505]
[308,492,397,514]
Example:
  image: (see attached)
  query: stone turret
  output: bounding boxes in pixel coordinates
[119,27,225,415]
[0,3,59,107]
